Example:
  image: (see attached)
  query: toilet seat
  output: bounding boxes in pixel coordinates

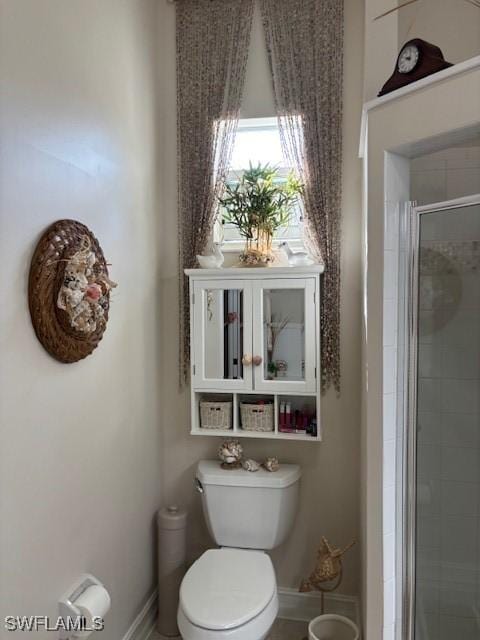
[178,593,278,640]
[179,548,276,631]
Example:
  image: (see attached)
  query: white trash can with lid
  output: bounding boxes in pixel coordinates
[308,614,359,640]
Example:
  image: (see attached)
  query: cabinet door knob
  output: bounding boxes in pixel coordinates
[242,354,253,366]
[252,355,263,366]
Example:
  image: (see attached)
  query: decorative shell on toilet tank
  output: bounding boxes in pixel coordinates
[196,460,301,550]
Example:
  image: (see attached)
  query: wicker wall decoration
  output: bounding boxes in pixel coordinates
[28,220,117,363]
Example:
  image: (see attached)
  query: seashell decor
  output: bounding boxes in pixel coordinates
[242,458,260,472]
[57,236,117,334]
[216,443,282,473]
[263,457,280,472]
[218,439,243,469]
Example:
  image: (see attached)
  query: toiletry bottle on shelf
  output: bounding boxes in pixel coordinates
[285,403,291,429]
[295,409,306,434]
[293,410,299,429]
[279,402,285,430]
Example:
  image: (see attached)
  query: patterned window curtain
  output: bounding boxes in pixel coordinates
[260,0,344,393]
[176,0,254,385]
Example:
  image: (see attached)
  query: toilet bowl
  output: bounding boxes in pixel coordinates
[178,548,278,640]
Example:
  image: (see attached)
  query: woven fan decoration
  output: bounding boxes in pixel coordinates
[28,220,117,363]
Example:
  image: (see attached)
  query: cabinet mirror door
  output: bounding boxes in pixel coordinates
[253,279,317,392]
[192,280,252,390]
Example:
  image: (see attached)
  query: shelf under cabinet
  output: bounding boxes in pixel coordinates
[190,427,321,442]
[191,390,321,441]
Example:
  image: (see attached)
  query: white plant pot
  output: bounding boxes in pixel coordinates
[308,614,359,640]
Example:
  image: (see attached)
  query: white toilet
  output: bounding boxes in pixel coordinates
[178,460,301,640]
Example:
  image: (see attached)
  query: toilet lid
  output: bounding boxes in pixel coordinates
[180,548,276,630]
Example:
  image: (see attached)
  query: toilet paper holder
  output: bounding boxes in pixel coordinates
[58,574,106,639]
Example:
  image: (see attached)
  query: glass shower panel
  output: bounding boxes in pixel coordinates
[414,204,480,640]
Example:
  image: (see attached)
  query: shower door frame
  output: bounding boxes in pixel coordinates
[401,193,480,640]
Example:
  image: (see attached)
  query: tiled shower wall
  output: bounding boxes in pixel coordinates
[411,145,480,206]
[382,197,400,640]
[383,153,410,640]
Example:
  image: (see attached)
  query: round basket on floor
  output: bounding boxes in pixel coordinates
[308,614,359,640]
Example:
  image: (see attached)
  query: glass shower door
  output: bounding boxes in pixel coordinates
[411,198,480,640]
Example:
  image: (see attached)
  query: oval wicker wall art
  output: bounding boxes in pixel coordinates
[28,219,117,363]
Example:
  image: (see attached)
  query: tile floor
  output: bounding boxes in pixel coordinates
[152,618,308,640]
[268,618,308,639]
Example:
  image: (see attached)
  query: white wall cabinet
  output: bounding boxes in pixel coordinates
[186,266,324,441]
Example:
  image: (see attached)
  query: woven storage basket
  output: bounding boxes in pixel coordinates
[200,400,232,430]
[240,402,274,432]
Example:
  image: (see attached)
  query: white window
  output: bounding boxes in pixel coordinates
[214,117,304,249]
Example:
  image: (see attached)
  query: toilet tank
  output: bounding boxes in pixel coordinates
[196,460,301,550]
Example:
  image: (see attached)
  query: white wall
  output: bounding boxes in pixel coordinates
[241,2,276,119]
[364,0,480,101]
[364,0,400,100]
[0,2,163,638]
[398,0,480,66]
[158,0,365,598]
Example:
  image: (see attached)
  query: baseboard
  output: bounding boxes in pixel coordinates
[122,586,359,640]
[278,587,360,626]
[122,589,158,640]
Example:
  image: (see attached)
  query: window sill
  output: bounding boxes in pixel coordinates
[221,238,305,253]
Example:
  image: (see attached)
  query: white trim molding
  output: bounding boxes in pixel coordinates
[359,55,480,158]
[122,587,359,639]
[278,587,360,627]
[185,265,324,277]
[122,589,158,640]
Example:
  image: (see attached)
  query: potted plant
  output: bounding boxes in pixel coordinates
[218,163,303,266]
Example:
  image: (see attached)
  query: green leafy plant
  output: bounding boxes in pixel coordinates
[218,163,303,243]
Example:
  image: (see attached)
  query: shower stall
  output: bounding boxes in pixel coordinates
[401,194,480,640]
